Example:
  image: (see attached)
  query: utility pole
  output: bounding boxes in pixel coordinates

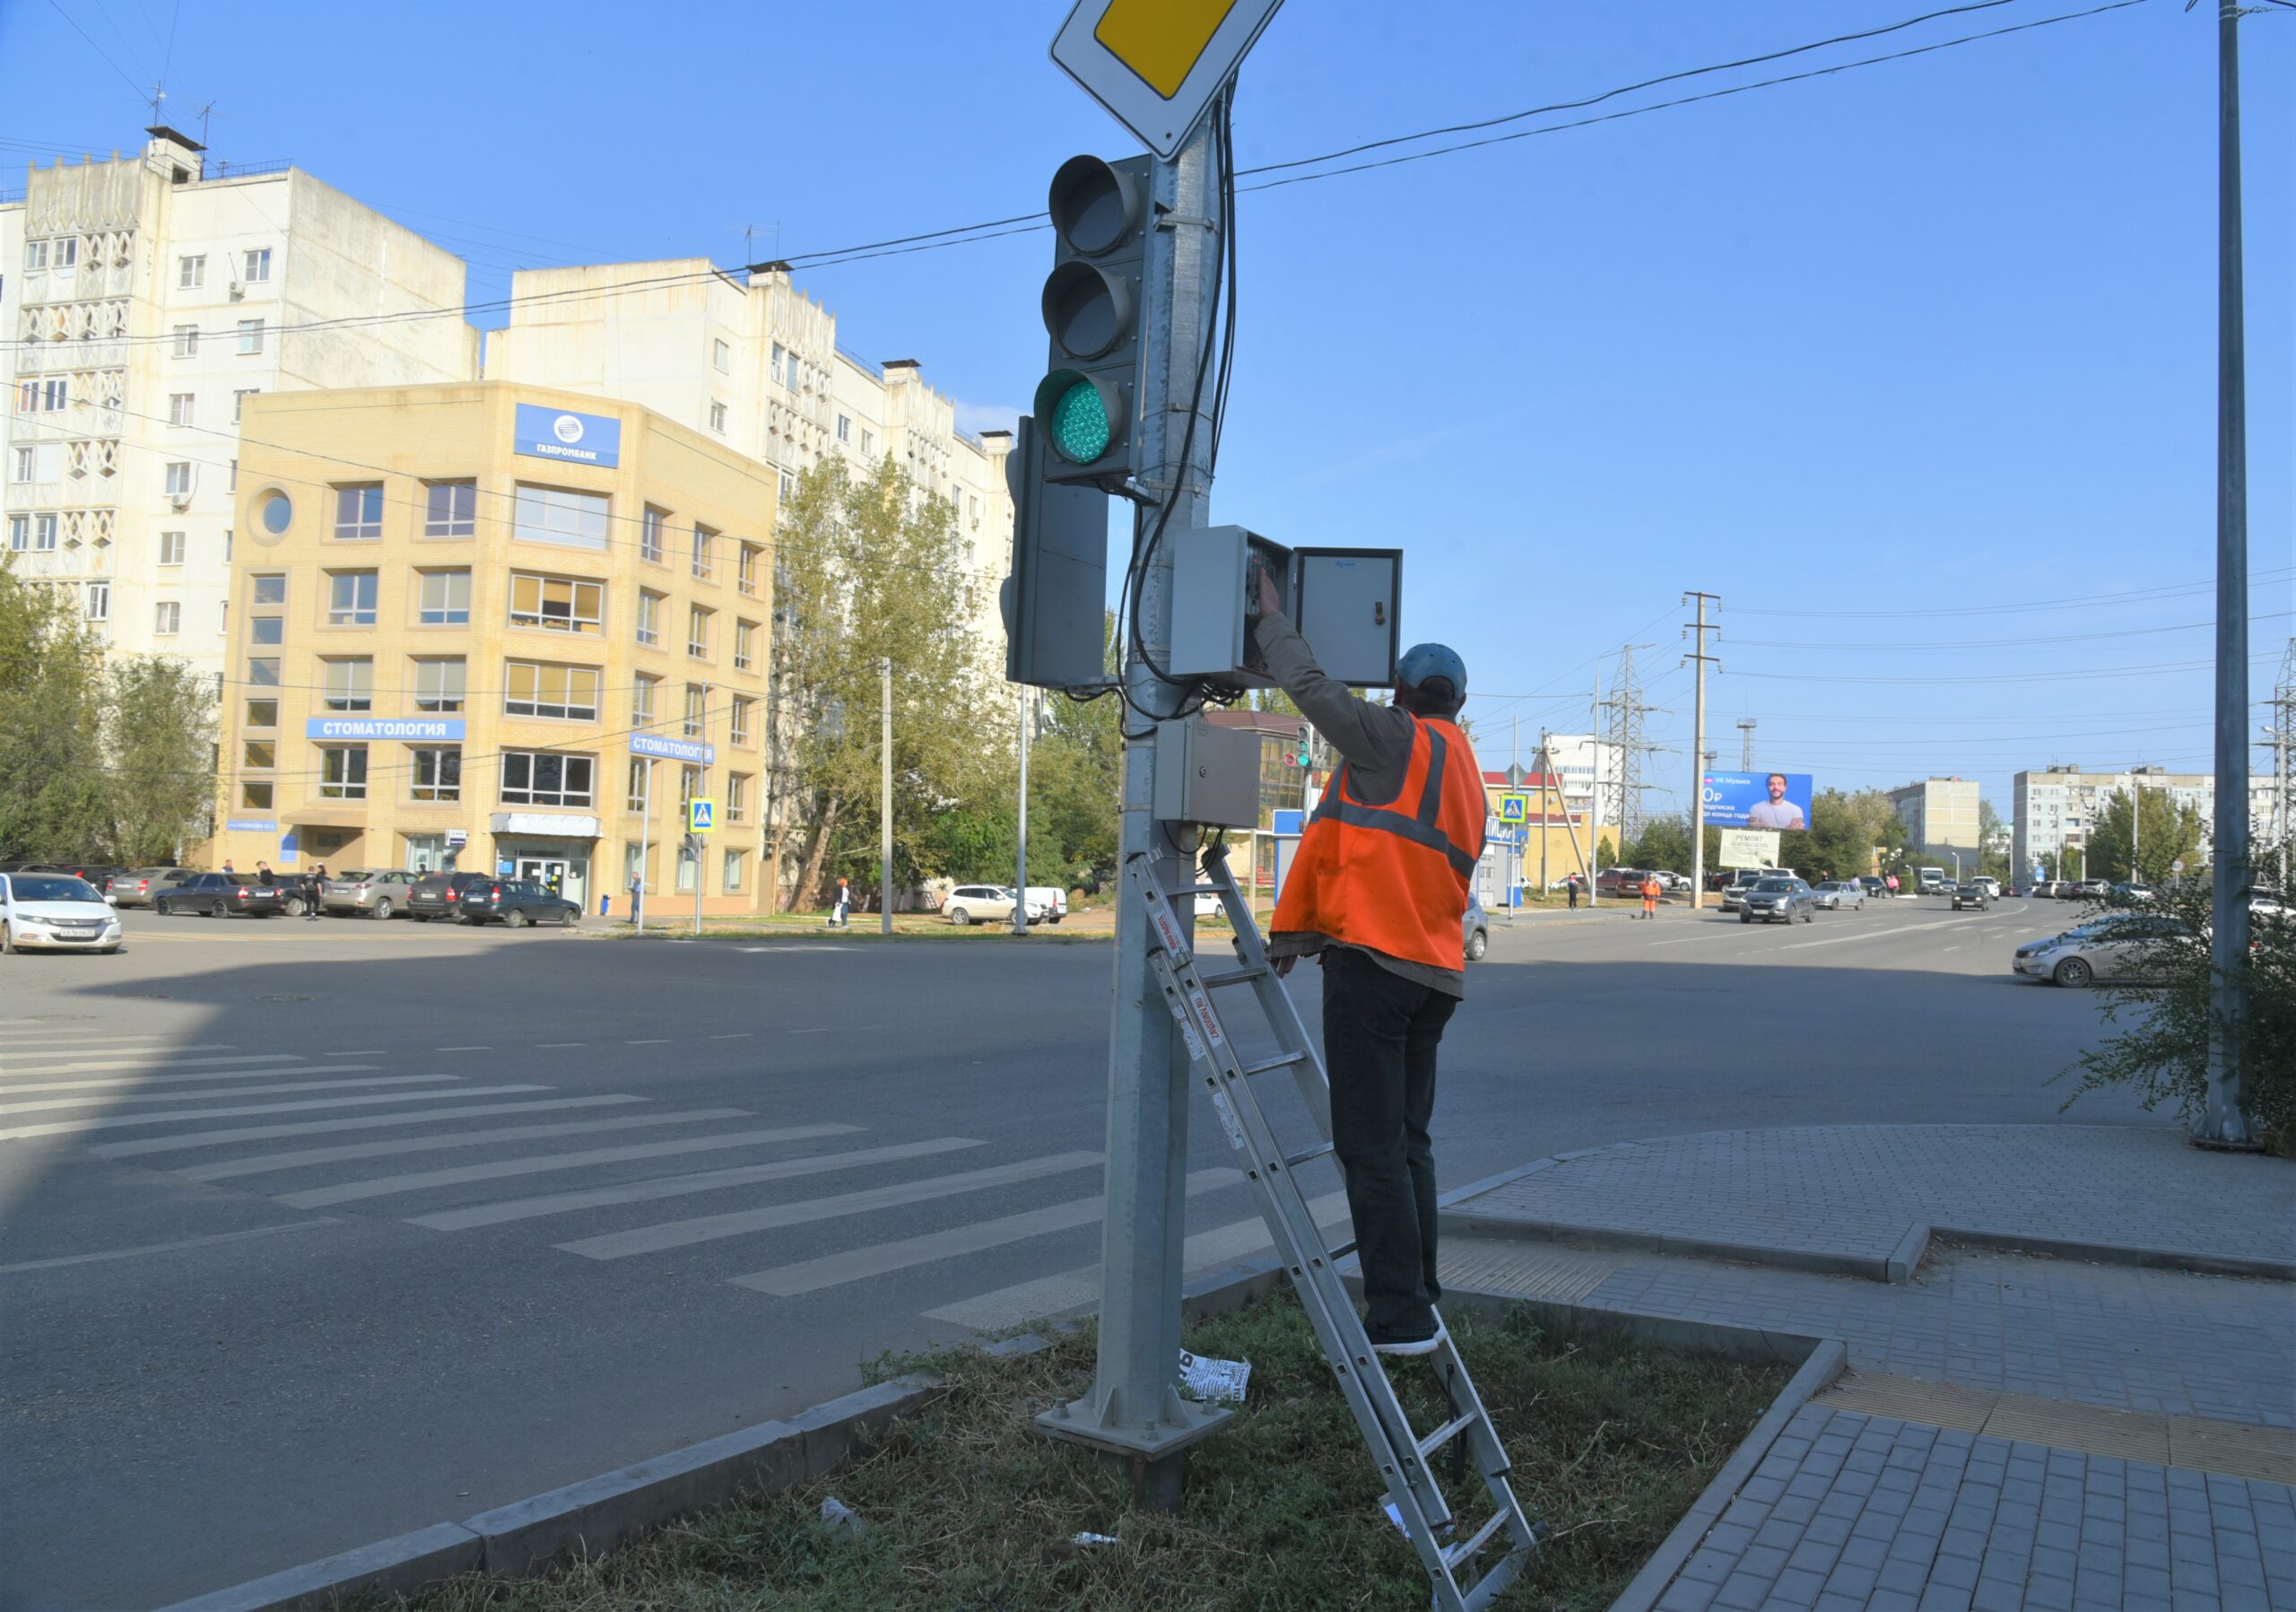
[634,759,654,934]
[1683,595,1720,909]
[1738,718,1757,771]
[1537,728,1552,895]
[1042,119,1228,1495]
[1013,686,1033,937]
[1589,669,1602,905]
[881,658,894,937]
[1602,645,1653,842]
[2270,639,2293,890]
[692,684,710,938]
[2196,0,2256,1147]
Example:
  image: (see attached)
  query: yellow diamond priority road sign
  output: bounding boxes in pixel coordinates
[1051,0,1287,160]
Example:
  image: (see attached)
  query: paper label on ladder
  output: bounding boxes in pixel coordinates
[1186,984,1225,1049]
[1208,1088,1247,1151]
[1161,990,1207,1061]
[1149,900,1189,960]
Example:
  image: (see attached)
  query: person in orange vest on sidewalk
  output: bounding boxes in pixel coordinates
[1639,872,1662,919]
[1253,571,1486,1356]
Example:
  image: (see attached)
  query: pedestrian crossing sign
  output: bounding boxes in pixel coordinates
[687,798,716,834]
[1498,794,1528,825]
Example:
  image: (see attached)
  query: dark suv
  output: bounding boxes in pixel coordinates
[154,873,286,918]
[457,878,582,928]
[407,871,496,922]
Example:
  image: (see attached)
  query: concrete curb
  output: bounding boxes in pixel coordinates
[151,1524,485,1612]
[1605,1338,1850,1612]
[1932,1224,2296,1284]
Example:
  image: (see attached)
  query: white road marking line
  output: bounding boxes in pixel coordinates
[0,1063,384,1095]
[556,1149,1105,1260]
[1775,918,1973,953]
[733,1168,1242,1297]
[923,1190,1354,1330]
[536,1043,586,1050]
[326,1050,387,1057]
[0,1039,216,1059]
[418,1137,996,1234]
[87,1096,648,1158]
[0,1219,339,1277]
[178,1108,758,1181]
[275,1123,867,1208]
[624,1039,671,1046]
[0,1085,550,1142]
[709,1033,753,1041]
[787,1027,831,1035]
[0,1051,291,1076]
[0,1073,444,1116]
[435,1046,494,1052]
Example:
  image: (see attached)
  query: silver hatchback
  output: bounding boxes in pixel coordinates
[322,868,421,919]
[1740,876,1817,925]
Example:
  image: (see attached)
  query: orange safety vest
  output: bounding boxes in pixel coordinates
[1273,715,1487,972]
[1640,879,1660,902]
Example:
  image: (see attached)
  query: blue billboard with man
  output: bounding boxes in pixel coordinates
[1703,771,1814,830]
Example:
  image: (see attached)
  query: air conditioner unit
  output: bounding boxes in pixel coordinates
[170,491,193,510]
[228,278,245,300]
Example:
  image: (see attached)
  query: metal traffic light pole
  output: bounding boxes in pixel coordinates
[1037,117,1230,1504]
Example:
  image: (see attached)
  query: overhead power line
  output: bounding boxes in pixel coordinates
[1729,610,2294,650]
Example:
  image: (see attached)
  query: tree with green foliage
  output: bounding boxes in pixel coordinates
[2084,787,2206,884]
[1622,814,1692,875]
[103,657,218,864]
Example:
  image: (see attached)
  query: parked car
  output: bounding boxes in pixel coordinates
[152,872,285,919]
[1917,869,1952,895]
[1018,885,1069,926]
[943,884,1020,926]
[0,872,125,953]
[1653,870,1692,893]
[1970,876,2001,897]
[455,878,582,928]
[1465,889,1489,963]
[406,870,497,921]
[1857,876,1890,900]
[1810,880,1866,911]
[1719,873,1769,913]
[2070,878,2109,899]
[2013,914,2196,987]
[1740,876,1817,925]
[323,868,421,919]
[1951,883,1992,911]
[109,867,196,908]
[1596,867,1649,899]
[2110,883,2156,903]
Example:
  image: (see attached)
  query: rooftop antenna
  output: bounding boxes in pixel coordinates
[739,222,781,268]
[196,101,216,149]
[146,80,167,125]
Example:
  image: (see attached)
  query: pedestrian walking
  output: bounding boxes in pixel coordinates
[252,860,270,885]
[830,876,851,928]
[1639,872,1661,919]
[1253,571,1485,1356]
[305,864,327,920]
[222,859,237,879]
[1566,873,1581,911]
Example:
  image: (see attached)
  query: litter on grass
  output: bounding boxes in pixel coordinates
[819,1496,868,1538]
[1177,1348,1251,1405]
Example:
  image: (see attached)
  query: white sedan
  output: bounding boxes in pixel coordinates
[942,884,1020,926]
[0,872,126,954]
[1810,880,1866,911]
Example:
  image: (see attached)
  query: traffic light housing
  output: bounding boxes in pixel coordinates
[1293,723,1313,769]
[1035,154,1152,487]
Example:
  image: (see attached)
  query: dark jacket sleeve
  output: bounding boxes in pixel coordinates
[1251,609,1416,780]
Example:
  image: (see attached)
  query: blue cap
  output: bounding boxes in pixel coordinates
[1397,642,1467,707]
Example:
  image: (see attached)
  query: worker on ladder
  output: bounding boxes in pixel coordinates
[1251,572,1486,1356]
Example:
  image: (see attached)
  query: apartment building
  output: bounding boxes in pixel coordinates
[1535,733,1623,829]
[2012,765,2279,878]
[1887,777,1982,875]
[2,128,475,673]
[210,383,774,915]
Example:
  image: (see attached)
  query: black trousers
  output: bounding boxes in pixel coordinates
[1321,945,1457,1341]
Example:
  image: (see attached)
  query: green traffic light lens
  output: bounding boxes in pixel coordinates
[1048,379,1110,464]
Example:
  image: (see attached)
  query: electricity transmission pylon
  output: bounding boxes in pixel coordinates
[1737,718,1757,770]
[1602,644,1658,841]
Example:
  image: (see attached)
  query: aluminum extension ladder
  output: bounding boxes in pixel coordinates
[1128,842,1543,1612]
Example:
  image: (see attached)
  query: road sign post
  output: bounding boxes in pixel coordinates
[687,797,715,937]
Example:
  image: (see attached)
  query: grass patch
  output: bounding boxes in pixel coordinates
[403,1292,1785,1611]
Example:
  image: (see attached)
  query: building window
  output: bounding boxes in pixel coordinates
[53,238,77,268]
[676,841,699,893]
[250,615,283,646]
[245,698,278,728]
[709,400,727,434]
[412,657,466,712]
[252,573,287,606]
[159,530,186,566]
[248,657,282,690]
[512,484,609,551]
[679,764,700,806]
[632,675,658,728]
[713,337,731,373]
[423,480,476,536]
[500,752,595,808]
[860,427,874,455]
[168,393,195,426]
[737,544,761,597]
[723,848,746,892]
[31,514,57,552]
[726,773,748,823]
[173,325,198,358]
[233,388,260,423]
[410,747,461,802]
[164,461,194,498]
[770,343,785,381]
[83,581,109,623]
[504,661,602,721]
[24,240,48,271]
[729,696,753,746]
[178,254,205,289]
[691,524,716,581]
[683,684,706,738]
[326,571,379,626]
[333,484,384,540]
[508,572,604,633]
[237,318,265,354]
[627,757,653,812]
[320,745,369,800]
[240,781,274,811]
[4,517,19,553]
[636,589,664,649]
[686,605,712,659]
[322,658,373,711]
[8,447,30,483]
[640,505,666,563]
[836,414,850,444]
[17,378,67,413]
[778,470,796,502]
[417,568,471,624]
[242,248,273,283]
[242,740,276,770]
[734,619,756,672]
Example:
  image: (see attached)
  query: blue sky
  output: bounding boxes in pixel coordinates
[4,0,2289,824]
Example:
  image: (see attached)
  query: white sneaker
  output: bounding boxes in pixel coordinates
[1371,1320,1447,1357]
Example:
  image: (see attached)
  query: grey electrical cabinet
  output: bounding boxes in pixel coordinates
[1152,717,1262,827]
[1292,547,1402,687]
[1165,526,1401,690]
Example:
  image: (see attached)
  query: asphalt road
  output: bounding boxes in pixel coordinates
[0,894,2153,1609]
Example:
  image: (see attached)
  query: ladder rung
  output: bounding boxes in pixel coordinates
[1324,1237,1357,1263]
[1416,1408,1481,1460]
[1196,965,1267,988]
[1176,883,1229,895]
[1238,1050,1309,1077]
[1283,1142,1335,1169]
[1442,1508,1512,1573]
